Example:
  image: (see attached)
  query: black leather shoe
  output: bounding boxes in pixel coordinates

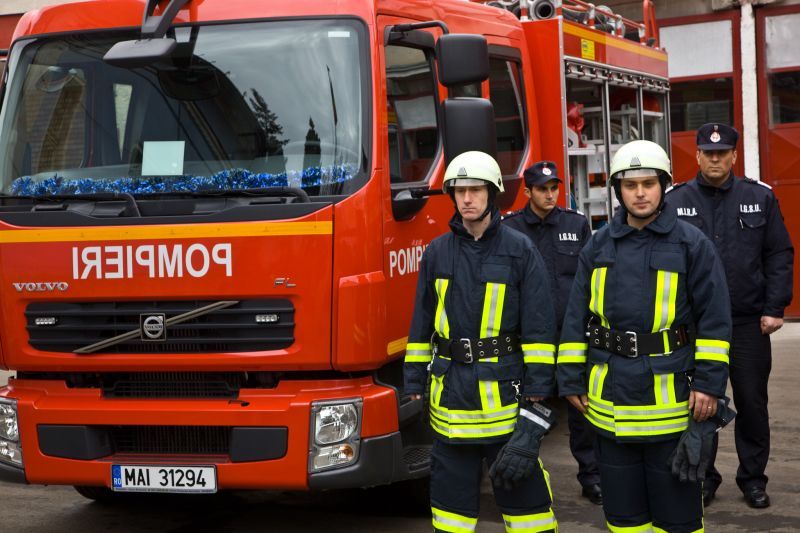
[581,483,603,505]
[702,485,718,507]
[744,487,770,509]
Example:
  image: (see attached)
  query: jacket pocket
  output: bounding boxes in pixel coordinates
[475,356,524,409]
[480,262,512,284]
[649,250,686,274]
[739,214,766,248]
[556,245,580,275]
[429,356,451,408]
[648,345,694,374]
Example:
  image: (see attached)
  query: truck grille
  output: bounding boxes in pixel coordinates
[25,299,294,353]
[101,372,244,399]
[111,426,230,455]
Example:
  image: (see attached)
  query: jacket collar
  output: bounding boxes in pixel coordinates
[696,171,734,191]
[450,208,502,241]
[523,204,561,226]
[609,206,676,239]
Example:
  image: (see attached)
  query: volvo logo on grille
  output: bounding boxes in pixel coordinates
[140,314,166,341]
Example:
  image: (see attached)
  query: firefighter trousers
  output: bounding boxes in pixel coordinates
[566,401,600,488]
[705,320,772,493]
[430,439,557,533]
[596,435,703,533]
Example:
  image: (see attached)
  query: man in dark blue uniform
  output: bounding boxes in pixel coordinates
[404,151,559,532]
[558,140,732,532]
[503,161,601,505]
[665,123,794,509]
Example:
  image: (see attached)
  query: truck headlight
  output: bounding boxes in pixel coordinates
[0,402,19,442]
[309,399,361,472]
[0,400,22,467]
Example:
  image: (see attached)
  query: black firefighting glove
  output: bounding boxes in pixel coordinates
[489,401,557,491]
[669,397,736,483]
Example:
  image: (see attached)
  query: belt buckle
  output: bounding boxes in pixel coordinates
[625,331,638,358]
[460,338,473,363]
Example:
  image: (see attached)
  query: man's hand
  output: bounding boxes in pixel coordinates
[761,316,783,335]
[409,394,422,401]
[688,390,717,422]
[525,396,544,403]
[566,394,588,414]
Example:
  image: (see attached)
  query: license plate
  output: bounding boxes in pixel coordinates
[111,465,217,493]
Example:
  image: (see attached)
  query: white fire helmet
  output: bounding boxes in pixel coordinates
[442,151,504,193]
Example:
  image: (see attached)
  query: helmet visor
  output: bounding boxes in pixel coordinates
[615,168,660,180]
[447,178,489,188]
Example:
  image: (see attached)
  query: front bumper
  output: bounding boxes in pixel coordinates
[0,376,400,489]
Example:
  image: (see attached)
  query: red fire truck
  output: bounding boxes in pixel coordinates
[0,0,667,499]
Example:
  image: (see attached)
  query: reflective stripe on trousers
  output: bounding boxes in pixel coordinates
[432,506,477,533]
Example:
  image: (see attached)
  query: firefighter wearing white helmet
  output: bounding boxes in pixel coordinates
[442,151,504,224]
[558,139,733,532]
[404,150,559,531]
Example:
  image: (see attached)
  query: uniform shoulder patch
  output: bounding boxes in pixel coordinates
[501,209,523,220]
[744,177,772,190]
[665,182,686,194]
[565,207,585,217]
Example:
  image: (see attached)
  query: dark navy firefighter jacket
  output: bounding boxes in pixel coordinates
[503,205,590,328]
[557,207,731,443]
[403,210,557,445]
[665,173,794,323]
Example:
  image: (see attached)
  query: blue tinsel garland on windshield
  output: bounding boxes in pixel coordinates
[9,165,357,196]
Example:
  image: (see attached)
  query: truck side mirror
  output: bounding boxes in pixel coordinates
[436,34,490,86]
[436,34,496,165]
[441,98,496,166]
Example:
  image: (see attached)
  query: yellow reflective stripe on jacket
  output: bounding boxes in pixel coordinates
[434,278,451,338]
[653,373,677,406]
[430,415,517,439]
[523,343,556,364]
[588,363,609,404]
[502,509,557,532]
[586,407,689,437]
[478,282,507,410]
[558,342,588,364]
[432,507,477,533]
[480,282,507,337]
[652,270,678,334]
[404,342,432,363]
[430,402,519,423]
[613,403,689,420]
[695,338,730,364]
[590,267,609,327]
[430,373,445,406]
[607,522,654,532]
[479,380,503,411]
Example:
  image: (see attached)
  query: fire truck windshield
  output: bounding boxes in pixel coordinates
[0,19,368,198]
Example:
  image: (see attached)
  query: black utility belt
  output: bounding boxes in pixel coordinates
[435,334,520,363]
[587,321,692,358]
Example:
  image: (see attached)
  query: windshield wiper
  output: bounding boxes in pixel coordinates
[149,186,310,203]
[0,192,142,216]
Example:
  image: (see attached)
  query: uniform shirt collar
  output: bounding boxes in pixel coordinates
[450,208,502,241]
[696,171,734,191]
[523,204,561,226]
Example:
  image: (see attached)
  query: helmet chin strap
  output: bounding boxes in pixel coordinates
[476,188,498,221]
